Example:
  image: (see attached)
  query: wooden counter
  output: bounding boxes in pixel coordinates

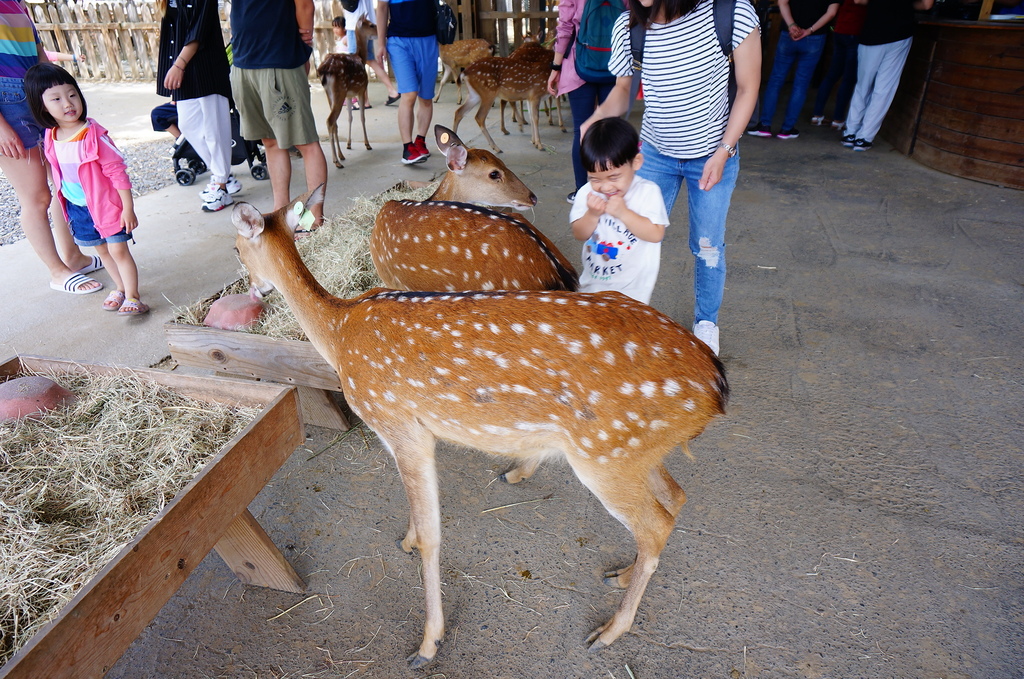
[880,19,1024,190]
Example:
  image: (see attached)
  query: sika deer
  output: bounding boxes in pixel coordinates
[502,37,566,137]
[233,184,728,669]
[436,38,495,104]
[317,19,375,168]
[370,125,578,291]
[454,43,553,152]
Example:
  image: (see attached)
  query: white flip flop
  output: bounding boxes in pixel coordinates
[50,273,103,295]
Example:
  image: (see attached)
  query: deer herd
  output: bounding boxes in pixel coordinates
[231,31,730,670]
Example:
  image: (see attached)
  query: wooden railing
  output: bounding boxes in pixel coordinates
[25,0,554,82]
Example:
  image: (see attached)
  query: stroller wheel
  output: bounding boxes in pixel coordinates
[176,168,197,186]
[190,159,208,176]
[251,164,269,181]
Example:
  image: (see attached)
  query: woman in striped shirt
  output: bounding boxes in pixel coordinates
[582,0,761,356]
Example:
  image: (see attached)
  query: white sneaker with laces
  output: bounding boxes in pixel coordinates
[201,187,233,212]
[199,176,242,200]
[692,320,720,356]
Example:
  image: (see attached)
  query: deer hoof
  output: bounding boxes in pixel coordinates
[365,144,373,151]
[333,161,344,169]
[406,651,435,669]
[585,623,610,651]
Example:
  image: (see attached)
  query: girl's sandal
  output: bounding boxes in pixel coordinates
[102,290,126,311]
[117,297,150,316]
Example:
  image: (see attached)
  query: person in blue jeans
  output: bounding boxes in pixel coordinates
[809,0,867,128]
[748,0,839,139]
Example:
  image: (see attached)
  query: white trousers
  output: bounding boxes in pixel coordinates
[176,94,232,184]
[844,37,913,143]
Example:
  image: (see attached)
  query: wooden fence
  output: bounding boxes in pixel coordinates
[26,0,556,82]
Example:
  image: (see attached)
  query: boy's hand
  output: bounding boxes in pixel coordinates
[586,191,607,215]
[603,194,629,220]
[121,209,138,234]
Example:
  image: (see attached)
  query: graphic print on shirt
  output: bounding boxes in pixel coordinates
[583,213,639,283]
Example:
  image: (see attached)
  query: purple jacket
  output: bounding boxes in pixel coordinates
[44,118,132,237]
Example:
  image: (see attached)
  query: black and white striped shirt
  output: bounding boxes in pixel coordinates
[609,0,759,159]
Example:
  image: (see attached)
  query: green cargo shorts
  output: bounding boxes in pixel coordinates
[231,65,319,149]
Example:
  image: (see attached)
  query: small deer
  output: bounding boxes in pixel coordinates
[370,125,578,292]
[502,36,566,136]
[454,41,553,152]
[232,184,729,669]
[436,38,495,104]
[317,18,375,169]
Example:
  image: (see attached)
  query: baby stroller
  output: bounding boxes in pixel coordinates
[173,106,269,186]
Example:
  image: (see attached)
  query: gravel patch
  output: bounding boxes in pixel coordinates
[0,139,178,246]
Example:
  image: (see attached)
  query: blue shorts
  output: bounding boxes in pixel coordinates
[387,36,438,100]
[0,76,44,152]
[151,102,178,132]
[346,30,377,61]
[67,201,131,247]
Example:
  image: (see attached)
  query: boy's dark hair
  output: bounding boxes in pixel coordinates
[580,117,640,173]
[332,15,346,28]
[25,63,87,129]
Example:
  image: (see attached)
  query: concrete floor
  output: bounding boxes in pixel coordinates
[2,80,1022,678]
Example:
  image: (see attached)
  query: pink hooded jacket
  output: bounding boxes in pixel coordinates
[43,118,132,238]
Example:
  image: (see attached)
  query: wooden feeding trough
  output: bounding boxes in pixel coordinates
[164,317,350,431]
[0,355,306,679]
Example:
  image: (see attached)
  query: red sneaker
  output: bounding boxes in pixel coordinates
[401,142,427,165]
[414,136,431,160]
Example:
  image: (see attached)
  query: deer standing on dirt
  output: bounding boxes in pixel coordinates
[317,18,375,169]
[454,39,554,152]
[370,126,578,291]
[232,183,729,669]
[436,38,494,104]
[501,36,566,137]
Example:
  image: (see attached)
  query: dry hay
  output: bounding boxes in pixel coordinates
[175,180,439,341]
[0,369,260,665]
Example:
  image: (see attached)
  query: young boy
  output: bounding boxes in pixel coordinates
[570,118,669,304]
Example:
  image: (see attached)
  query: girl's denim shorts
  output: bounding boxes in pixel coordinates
[0,76,44,152]
[66,201,131,247]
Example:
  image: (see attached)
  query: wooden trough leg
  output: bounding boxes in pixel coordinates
[297,386,350,430]
[214,509,306,593]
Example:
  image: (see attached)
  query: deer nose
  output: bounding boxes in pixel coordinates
[529,192,537,206]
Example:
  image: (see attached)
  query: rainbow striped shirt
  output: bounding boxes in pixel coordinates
[0,0,40,79]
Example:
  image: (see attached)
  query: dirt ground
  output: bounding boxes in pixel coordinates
[104,110,1024,679]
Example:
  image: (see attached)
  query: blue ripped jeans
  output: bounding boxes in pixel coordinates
[637,141,738,325]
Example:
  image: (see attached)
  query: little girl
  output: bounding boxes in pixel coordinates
[24,63,147,316]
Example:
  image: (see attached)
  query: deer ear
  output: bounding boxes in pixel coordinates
[435,125,464,155]
[446,144,468,174]
[232,202,265,239]
[284,183,326,230]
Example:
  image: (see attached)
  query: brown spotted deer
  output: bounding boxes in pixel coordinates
[370,126,577,291]
[233,184,729,669]
[317,18,375,168]
[436,38,494,104]
[454,41,554,152]
[501,37,566,137]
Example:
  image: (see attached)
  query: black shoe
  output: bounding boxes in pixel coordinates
[385,94,400,106]
[747,123,773,138]
[776,128,800,140]
[841,134,856,147]
[852,138,873,152]
[566,191,576,204]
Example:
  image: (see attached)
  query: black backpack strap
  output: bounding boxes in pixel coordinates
[713,0,737,107]
[626,23,645,117]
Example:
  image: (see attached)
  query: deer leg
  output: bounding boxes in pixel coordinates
[567,452,679,652]
[474,92,502,154]
[346,98,355,151]
[326,94,345,168]
[516,101,526,133]
[500,456,542,484]
[435,64,451,103]
[359,92,371,150]
[379,429,445,669]
[499,100,511,136]
[452,85,479,135]
[529,96,543,150]
[455,68,464,105]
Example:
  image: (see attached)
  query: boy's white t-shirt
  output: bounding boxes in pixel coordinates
[569,176,669,304]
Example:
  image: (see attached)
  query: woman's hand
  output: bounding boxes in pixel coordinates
[0,117,27,160]
[699,147,729,191]
[547,70,560,97]
[163,63,183,90]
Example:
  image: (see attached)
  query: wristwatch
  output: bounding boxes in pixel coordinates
[719,142,737,158]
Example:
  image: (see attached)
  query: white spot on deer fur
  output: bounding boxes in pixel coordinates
[580,436,592,448]
[435,367,450,375]
[383,391,396,402]
[598,456,609,464]
[612,419,625,430]
[603,351,616,364]
[348,377,357,390]
[565,340,583,354]
[597,430,609,441]
[538,323,553,334]
[624,342,639,359]
[439,393,460,401]
[626,411,640,421]
[628,438,641,447]
[611,447,625,457]
[651,420,669,430]
[683,399,696,411]
[588,391,601,405]
[640,381,657,397]
[481,243,490,255]
[697,237,721,268]
[511,323,525,334]
[451,245,460,254]
[663,379,681,396]
[407,378,425,388]
[406,400,419,409]
[482,424,513,436]
[619,383,635,395]
[489,323,501,334]
[589,333,603,347]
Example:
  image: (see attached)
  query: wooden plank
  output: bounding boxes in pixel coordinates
[925,81,1023,119]
[297,385,351,430]
[933,40,1024,70]
[916,119,1024,167]
[912,140,1024,190]
[73,5,103,79]
[978,0,995,21]
[164,322,344,392]
[919,100,1024,141]
[213,509,306,594]
[96,4,124,81]
[930,61,1024,95]
[0,356,304,679]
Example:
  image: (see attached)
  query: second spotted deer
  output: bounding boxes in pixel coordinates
[317,18,375,168]
[370,126,578,291]
[233,184,729,669]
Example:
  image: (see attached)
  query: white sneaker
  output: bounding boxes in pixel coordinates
[693,320,720,356]
[201,187,233,212]
[198,175,241,200]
